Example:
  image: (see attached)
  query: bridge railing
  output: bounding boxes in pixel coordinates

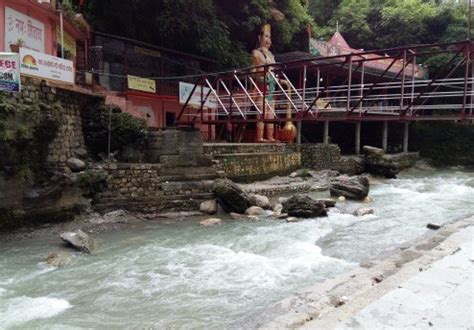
[176,39,474,126]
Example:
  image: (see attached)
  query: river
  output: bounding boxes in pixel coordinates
[0,167,473,329]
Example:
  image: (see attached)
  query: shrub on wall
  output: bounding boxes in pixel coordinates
[82,104,147,159]
[0,96,61,181]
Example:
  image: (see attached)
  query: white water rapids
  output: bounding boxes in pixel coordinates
[0,168,473,329]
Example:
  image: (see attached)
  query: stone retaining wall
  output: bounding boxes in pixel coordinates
[300,144,342,170]
[13,77,92,170]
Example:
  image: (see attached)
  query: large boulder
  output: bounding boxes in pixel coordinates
[330,175,370,201]
[363,146,401,179]
[66,158,86,172]
[60,230,95,254]
[282,195,327,218]
[212,179,251,214]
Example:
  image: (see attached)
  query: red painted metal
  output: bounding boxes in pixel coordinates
[176,40,473,137]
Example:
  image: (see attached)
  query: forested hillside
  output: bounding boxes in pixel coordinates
[63,0,471,68]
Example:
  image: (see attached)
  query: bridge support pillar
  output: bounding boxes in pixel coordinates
[403,122,409,153]
[382,121,388,152]
[355,122,361,155]
[297,121,302,145]
[323,121,329,144]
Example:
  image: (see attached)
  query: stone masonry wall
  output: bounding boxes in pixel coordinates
[13,77,92,170]
[300,143,342,170]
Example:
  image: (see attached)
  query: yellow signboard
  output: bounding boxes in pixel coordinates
[127,75,156,93]
[56,28,76,57]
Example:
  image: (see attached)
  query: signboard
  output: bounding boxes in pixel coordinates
[19,48,74,84]
[127,75,156,93]
[56,28,77,57]
[5,7,45,53]
[179,81,216,109]
[0,53,20,92]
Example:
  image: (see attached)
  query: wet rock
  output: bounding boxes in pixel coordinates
[363,196,375,203]
[427,223,441,230]
[245,206,265,216]
[286,217,300,223]
[46,252,73,268]
[273,203,283,215]
[66,158,86,172]
[247,215,259,221]
[200,218,222,227]
[230,212,246,220]
[338,196,346,202]
[212,179,251,214]
[200,200,218,215]
[363,145,401,179]
[353,207,374,216]
[276,213,289,219]
[289,172,298,178]
[282,195,327,218]
[330,175,370,200]
[60,230,95,254]
[317,198,336,208]
[249,194,271,209]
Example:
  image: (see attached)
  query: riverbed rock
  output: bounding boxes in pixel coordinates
[66,158,86,172]
[286,217,300,223]
[46,252,73,268]
[363,196,375,203]
[282,195,327,218]
[363,146,401,179]
[246,206,265,216]
[330,175,370,200]
[212,179,251,214]
[200,200,218,214]
[353,207,374,216]
[249,194,271,209]
[317,198,336,208]
[60,230,95,254]
[273,203,283,215]
[230,212,246,220]
[200,218,222,227]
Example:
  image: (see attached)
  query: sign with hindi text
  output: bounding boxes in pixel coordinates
[20,48,74,84]
[127,75,156,93]
[5,7,45,53]
[0,53,20,92]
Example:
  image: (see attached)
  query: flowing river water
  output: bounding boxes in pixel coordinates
[0,168,473,329]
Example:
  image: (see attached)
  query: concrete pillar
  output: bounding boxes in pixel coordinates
[355,122,361,155]
[382,121,388,152]
[403,122,409,153]
[297,121,302,145]
[323,121,329,144]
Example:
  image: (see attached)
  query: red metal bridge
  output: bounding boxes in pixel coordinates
[177,39,474,152]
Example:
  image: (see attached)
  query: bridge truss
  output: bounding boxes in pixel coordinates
[177,40,474,144]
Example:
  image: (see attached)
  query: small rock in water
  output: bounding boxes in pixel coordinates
[276,213,288,219]
[230,212,246,220]
[60,230,95,254]
[289,172,298,178]
[200,200,218,214]
[338,196,346,202]
[372,275,384,284]
[426,223,441,230]
[245,206,265,216]
[273,203,283,215]
[317,198,336,208]
[353,207,374,217]
[199,218,222,227]
[249,194,271,209]
[247,215,259,221]
[363,196,375,203]
[286,217,300,223]
[46,252,73,268]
